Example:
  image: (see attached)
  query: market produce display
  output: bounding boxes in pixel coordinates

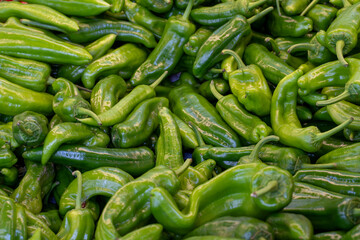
[2,0,360,239]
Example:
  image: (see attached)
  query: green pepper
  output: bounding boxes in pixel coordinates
[313,231,345,240]
[278,0,310,15]
[274,36,313,57]
[169,85,241,147]
[0,1,79,33]
[57,171,95,240]
[296,106,313,122]
[243,43,294,85]
[305,4,338,31]
[24,0,111,17]
[119,224,163,240]
[0,148,17,168]
[198,79,230,102]
[124,0,167,39]
[267,10,313,38]
[222,49,272,116]
[53,165,74,204]
[23,145,155,177]
[184,27,213,57]
[12,111,48,147]
[59,167,133,217]
[343,128,360,141]
[111,97,169,148]
[95,160,191,239]
[190,0,268,26]
[172,113,199,149]
[322,86,360,105]
[320,2,360,66]
[82,43,148,89]
[0,54,51,92]
[266,213,313,240]
[11,160,55,214]
[209,81,272,144]
[271,69,352,152]
[343,224,360,239]
[57,34,117,84]
[135,0,173,13]
[185,216,274,239]
[0,122,19,150]
[192,8,273,79]
[0,195,27,239]
[129,0,196,86]
[0,167,18,187]
[0,28,92,65]
[90,74,127,115]
[315,137,353,157]
[327,101,360,131]
[36,210,62,233]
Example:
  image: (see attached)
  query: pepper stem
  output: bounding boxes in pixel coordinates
[182,0,194,20]
[16,121,34,136]
[353,208,360,217]
[265,37,280,55]
[316,91,351,106]
[73,170,82,210]
[248,0,268,11]
[315,118,354,142]
[209,80,224,101]
[175,158,192,176]
[46,76,56,85]
[251,180,278,198]
[248,6,274,25]
[287,43,315,54]
[248,135,280,162]
[209,68,225,74]
[150,71,168,89]
[301,163,337,169]
[300,0,319,16]
[221,49,245,68]
[188,121,206,147]
[77,107,102,126]
[336,40,348,67]
[76,85,92,93]
[276,0,281,16]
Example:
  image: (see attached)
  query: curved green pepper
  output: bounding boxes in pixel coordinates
[0,148,17,168]
[12,111,48,147]
[327,101,360,131]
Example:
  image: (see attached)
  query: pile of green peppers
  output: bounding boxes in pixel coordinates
[2,0,360,239]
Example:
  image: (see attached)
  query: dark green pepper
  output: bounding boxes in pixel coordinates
[313,231,345,240]
[0,122,19,150]
[36,210,62,233]
[305,4,338,31]
[184,27,213,57]
[172,113,199,149]
[0,167,18,187]
[198,79,230,102]
[0,148,17,168]
[278,0,310,15]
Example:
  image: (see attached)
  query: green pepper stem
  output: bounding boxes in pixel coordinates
[301,163,337,169]
[76,85,92,93]
[16,121,34,136]
[315,118,354,142]
[46,76,56,85]
[353,208,360,217]
[209,80,224,101]
[276,0,281,16]
[300,0,319,16]
[248,135,280,162]
[248,0,268,11]
[336,40,348,67]
[77,107,102,126]
[209,68,225,74]
[316,91,351,106]
[188,121,206,147]
[248,6,274,25]
[150,71,168,89]
[182,0,194,20]
[221,49,245,68]
[287,43,315,54]
[265,37,280,55]
[175,158,192,176]
[73,170,82,210]
[251,180,278,198]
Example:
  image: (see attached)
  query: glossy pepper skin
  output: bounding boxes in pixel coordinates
[59,167,133,217]
[24,0,110,17]
[190,0,268,26]
[0,122,19,150]
[95,160,190,239]
[112,97,168,148]
[244,43,294,85]
[185,216,274,239]
[130,0,196,86]
[79,72,167,127]
[172,113,199,149]
[210,81,272,144]
[12,111,48,147]
[266,213,313,240]
[198,79,230,102]
[156,107,184,169]
[279,0,310,16]
[294,169,360,197]
[169,85,241,148]
[0,54,51,92]
[0,77,53,116]
[0,148,17,168]
[306,4,338,31]
[135,0,173,13]
[327,101,360,131]
[64,17,157,48]
[36,209,62,233]
[223,49,272,116]
[271,69,352,152]
[0,1,79,33]
[90,75,127,115]
[57,34,117,84]
[0,28,92,65]
[57,171,95,240]
[313,231,345,240]
[184,27,213,57]
[0,167,18,187]
[11,160,55,214]
[53,165,74,204]
[82,43,148,89]
[267,10,313,38]
[23,145,155,177]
